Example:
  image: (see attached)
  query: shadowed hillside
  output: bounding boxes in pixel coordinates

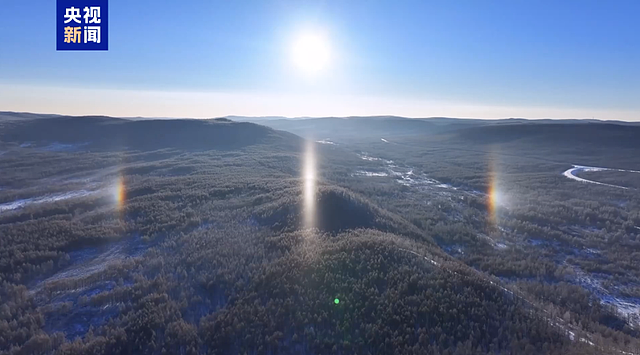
[0,115,302,151]
[254,185,429,241]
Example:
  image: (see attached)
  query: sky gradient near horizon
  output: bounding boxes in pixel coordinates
[0,0,639,120]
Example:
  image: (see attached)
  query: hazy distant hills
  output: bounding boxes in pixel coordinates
[234,116,481,139]
[451,122,640,149]
[0,111,63,121]
[230,115,640,142]
[2,111,640,153]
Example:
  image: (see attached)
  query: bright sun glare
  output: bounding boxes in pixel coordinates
[291,32,331,76]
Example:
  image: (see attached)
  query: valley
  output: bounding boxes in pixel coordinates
[1,113,640,354]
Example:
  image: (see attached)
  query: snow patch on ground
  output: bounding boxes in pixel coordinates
[316,139,337,145]
[42,142,90,152]
[0,189,102,212]
[357,153,393,164]
[495,242,508,250]
[571,265,640,326]
[437,183,457,190]
[477,234,509,250]
[387,166,441,188]
[602,296,640,324]
[18,141,90,151]
[550,320,597,348]
[398,248,439,266]
[31,233,161,340]
[584,248,600,256]
[354,170,389,177]
[355,153,469,198]
[31,234,149,293]
[44,245,125,284]
[443,245,465,257]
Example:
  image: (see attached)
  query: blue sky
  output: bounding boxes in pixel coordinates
[0,0,639,120]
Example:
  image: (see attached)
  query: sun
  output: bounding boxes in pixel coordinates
[291,32,331,76]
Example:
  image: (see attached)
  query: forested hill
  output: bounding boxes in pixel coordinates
[0,114,302,151]
[451,122,640,149]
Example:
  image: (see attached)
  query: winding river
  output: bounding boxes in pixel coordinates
[562,165,640,189]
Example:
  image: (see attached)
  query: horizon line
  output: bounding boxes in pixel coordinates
[1,110,635,124]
